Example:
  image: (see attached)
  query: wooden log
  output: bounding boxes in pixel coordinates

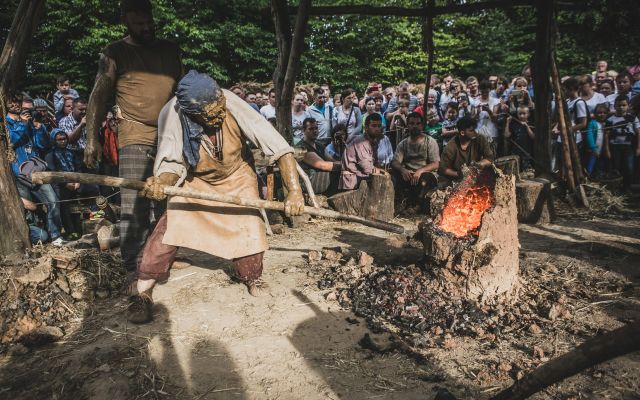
[515,178,555,224]
[495,155,520,181]
[51,253,80,270]
[491,322,640,400]
[33,171,404,234]
[362,174,395,222]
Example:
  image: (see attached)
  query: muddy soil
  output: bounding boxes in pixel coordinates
[1,215,639,400]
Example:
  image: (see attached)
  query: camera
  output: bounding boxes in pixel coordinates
[32,110,44,122]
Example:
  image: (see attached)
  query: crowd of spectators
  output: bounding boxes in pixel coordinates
[6,59,640,245]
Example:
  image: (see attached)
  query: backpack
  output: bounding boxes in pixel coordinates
[18,156,48,189]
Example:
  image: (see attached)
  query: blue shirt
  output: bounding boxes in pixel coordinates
[6,115,50,176]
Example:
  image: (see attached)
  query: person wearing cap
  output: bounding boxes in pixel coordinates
[128,70,305,324]
[33,98,57,131]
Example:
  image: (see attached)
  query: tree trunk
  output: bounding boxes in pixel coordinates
[516,178,555,224]
[0,0,47,257]
[422,0,435,89]
[271,0,312,143]
[532,0,554,177]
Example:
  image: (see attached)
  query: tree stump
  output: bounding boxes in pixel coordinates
[328,174,394,222]
[516,178,555,224]
[495,155,520,181]
[422,167,519,302]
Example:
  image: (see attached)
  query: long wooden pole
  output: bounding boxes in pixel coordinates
[549,54,576,192]
[32,172,404,234]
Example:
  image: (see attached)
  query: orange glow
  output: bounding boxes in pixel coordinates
[438,185,494,237]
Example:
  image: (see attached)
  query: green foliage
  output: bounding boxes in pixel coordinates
[0,0,638,99]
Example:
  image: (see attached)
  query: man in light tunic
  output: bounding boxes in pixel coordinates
[129,70,304,323]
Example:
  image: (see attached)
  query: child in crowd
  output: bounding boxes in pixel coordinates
[584,103,608,177]
[508,77,535,117]
[604,96,640,191]
[441,102,459,147]
[505,106,535,170]
[53,76,79,114]
[425,110,443,149]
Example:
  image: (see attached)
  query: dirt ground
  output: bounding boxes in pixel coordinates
[1,211,639,399]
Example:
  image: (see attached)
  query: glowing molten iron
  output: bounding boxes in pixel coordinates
[438,185,494,238]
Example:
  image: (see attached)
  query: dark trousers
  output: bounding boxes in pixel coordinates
[610,144,635,190]
[137,213,264,283]
[119,145,165,271]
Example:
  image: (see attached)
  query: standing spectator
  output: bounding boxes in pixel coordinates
[597,78,615,100]
[475,80,500,152]
[6,94,64,246]
[388,98,410,147]
[579,75,607,116]
[59,98,88,163]
[391,112,440,209]
[245,92,260,112]
[230,85,246,100]
[607,72,633,111]
[592,60,608,78]
[508,77,535,116]
[466,76,480,103]
[333,93,342,108]
[362,96,386,132]
[584,103,608,177]
[297,118,341,195]
[339,113,386,190]
[415,89,442,120]
[333,88,362,143]
[84,0,183,275]
[491,76,509,101]
[325,124,347,162]
[33,98,57,131]
[56,97,73,123]
[255,92,263,108]
[321,84,333,107]
[505,106,535,170]
[53,76,79,114]
[441,102,459,147]
[439,74,455,112]
[260,89,277,120]
[307,87,334,146]
[291,93,309,145]
[385,81,419,114]
[604,96,640,191]
[380,87,395,114]
[456,92,475,119]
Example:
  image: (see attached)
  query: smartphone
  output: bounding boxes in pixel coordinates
[511,89,525,98]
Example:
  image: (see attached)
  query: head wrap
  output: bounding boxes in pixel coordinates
[175,70,225,168]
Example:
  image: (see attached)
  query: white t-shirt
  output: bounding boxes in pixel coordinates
[583,92,607,114]
[476,97,500,139]
[291,110,309,143]
[606,92,631,112]
[260,104,276,120]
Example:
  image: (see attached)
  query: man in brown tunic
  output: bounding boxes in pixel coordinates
[85,0,183,274]
[440,115,494,183]
[128,71,305,324]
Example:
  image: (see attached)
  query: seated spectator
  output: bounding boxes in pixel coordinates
[53,76,79,114]
[245,92,260,112]
[56,97,73,123]
[260,89,277,120]
[579,75,607,116]
[440,116,494,183]
[415,89,442,120]
[6,94,65,246]
[441,102,459,147]
[584,103,608,177]
[297,118,341,196]
[339,113,386,190]
[333,88,362,143]
[230,85,246,100]
[388,98,410,146]
[603,95,640,191]
[33,98,57,131]
[325,124,347,162]
[505,106,535,170]
[291,93,309,145]
[373,93,384,114]
[391,112,440,209]
[255,92,264,108]
[59,97,88,163]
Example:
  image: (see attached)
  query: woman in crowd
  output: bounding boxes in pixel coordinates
[333,88,362,143]
[362,96,386,133]
[579,75,607,116]
[291,93,309,145]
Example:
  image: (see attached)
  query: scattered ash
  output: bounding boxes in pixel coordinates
[0,247,125,352]
[307,246,634,348]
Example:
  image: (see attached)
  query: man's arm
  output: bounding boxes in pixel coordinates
[66,117,86,144]
[85,53,117,168]
[303,152,339,172]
